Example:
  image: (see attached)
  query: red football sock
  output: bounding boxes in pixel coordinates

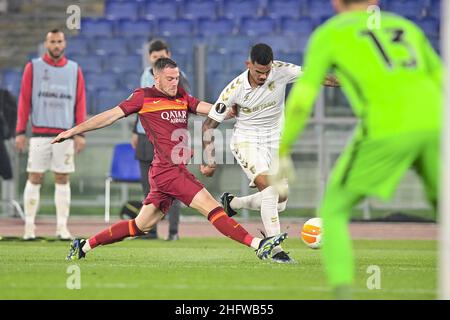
[88,219,144,249]
[207,207,253,247]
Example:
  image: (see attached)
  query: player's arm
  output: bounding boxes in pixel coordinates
[52,107,125,144]
[282,60,339,87]
[195,101,213,116]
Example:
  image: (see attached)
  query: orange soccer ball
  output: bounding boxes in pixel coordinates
[301,218,322,249]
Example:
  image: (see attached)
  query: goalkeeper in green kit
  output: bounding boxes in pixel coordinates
[271,0,443,298]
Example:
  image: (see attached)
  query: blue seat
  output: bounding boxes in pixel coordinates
[240,17,277,36]
[80,19,113,37]
[1,69,22,98]
[267,0,302,18]
[387,0,424,18]
[280,17,314,36]
[277,51,303,66]
[229,51,248,74]
[416,17,439,38]
[105,1,139,20]
[122,72,141,91]
[212,35,255,53]
[96,89,129,114]
[108,55,142,73]
[158,18,194,36]
[117,19,154,37]
[127,36,149,54]
[207,51,229,73]
[307,0,333,21]
[92,38,128,55]
[65,37,90,56]
[223,0,261,19]
[198,18,235,37]
[104,142,141,222]
[183,0,218,19]
[84,72,119,91]
[258,35,293,54]
[428,0,440,19]
[206,73,235,101]
[145,1,178,20]
[72,55,104,73]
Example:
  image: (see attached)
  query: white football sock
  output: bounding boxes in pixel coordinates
[261,186,280,237]
[23,180,41,226]
[82,240,91,253]
[250,237,261,250]
[55,183,71,228]
[230,192,262,210]
[231,193,288,213]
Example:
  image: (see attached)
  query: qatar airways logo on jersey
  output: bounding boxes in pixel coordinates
[161,110,187,124]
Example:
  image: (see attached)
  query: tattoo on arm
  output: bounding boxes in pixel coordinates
[202,117,220,166]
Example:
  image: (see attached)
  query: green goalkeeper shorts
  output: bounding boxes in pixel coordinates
[328,130,440,202]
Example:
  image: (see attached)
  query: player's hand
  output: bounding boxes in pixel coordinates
[74,135,86,154]
[269,155,296,198]
[323,74,340,87]
[131,133,138,149]
[200,164,216,177]
[51,130,75,144]
[15,134,27,153]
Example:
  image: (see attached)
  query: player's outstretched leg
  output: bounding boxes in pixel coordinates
[65,203,164,260]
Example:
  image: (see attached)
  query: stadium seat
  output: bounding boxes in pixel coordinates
[108,54,142,73]
[266,0,303,19]
[122,72,141,91]
[277,52,303,66]
[105,1,139,20]
[416,17,439,38]
[80,19,114,37]
[92,38,129,56]
[229,51,248,74]
[65,37,90,56]
[206,73,236,102]
[387,0,425,18]
[117,19,154,37]
[158,18,194,37]
[223,0,262,20]
[104,143,141,222]
[207,51,229,73]
[258,35,294,54]
[428,0,440,19]
[1,69,22,98]
[84,72,119,91]
[95,89,129,114]
[280,17,314,37]
[72,55,104,73]
[240,17,277,36]
[183,0,219,19]
[198,18,236,37]
[211,35,256,53]
[307,0,334,21]
[144,1,178,20]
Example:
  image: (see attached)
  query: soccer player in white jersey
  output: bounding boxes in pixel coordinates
[201,44,338,263]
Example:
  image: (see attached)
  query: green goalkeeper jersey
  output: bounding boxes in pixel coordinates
[280,10,443,156]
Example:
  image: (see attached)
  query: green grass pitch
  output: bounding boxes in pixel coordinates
[0,238,436,300]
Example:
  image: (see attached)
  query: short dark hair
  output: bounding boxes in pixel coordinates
[149,39,169,55]
[49,28,63,34]
[153,57,178,73]
[250,43,273,65]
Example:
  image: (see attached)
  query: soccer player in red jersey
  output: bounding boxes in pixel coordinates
[52,58,287,261]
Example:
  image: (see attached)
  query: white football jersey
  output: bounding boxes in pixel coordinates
[208,61,303,143]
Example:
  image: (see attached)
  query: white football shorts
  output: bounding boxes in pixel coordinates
[27,137,75,173]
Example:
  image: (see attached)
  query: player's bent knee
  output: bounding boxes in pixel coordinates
[28,173,44,185]
[277,200,287,212]
[54,173,69,184]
